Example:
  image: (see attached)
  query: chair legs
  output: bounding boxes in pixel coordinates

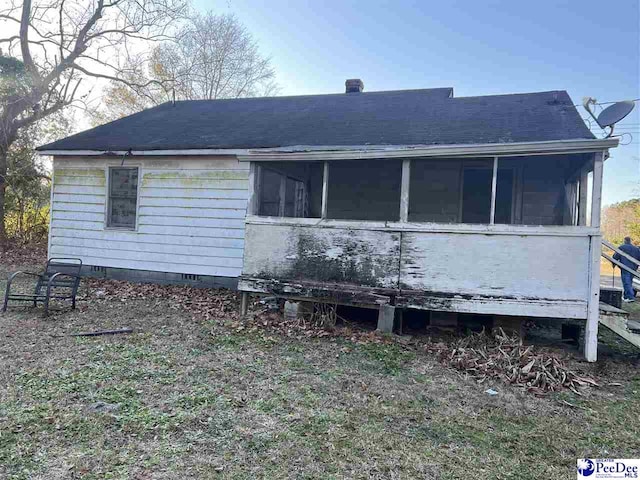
[2,290,8,312]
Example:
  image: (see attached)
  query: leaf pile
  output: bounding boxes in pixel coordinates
[237,306,402,347]
[0,243,47,268]
[83,279,240,321]
[78,280,601,396]
[426,328,599,395]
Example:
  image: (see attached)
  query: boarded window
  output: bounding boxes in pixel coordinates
[108,167,138,228]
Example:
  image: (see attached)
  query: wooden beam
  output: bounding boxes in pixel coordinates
[457,161,465,222]
[578,168,588,226]
[602,252,640,278]
[603,238,640,268]
[400,159,411,222]
[564,181,578,226]
[585,151,605,362]
[245,214,599,237]
[240,291,249,316]
[585,234,601,362]
[234,138,619,162]
[278,174,286,217]
[590,151,604,228]
[321,161,329,219]
[489,156,498,224]
[247,162,258,215]
[377,304,395,333]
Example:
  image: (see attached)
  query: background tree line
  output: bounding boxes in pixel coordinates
[602,198,640,246]
[0,0,276,247]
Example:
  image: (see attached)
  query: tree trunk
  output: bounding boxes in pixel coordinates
[0,147,7,248]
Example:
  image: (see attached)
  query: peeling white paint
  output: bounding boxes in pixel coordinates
[324,246,344,259]
[50,156,249,277]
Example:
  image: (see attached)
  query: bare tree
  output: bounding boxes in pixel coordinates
[0,0,188,244]
[163,12,276,100]
[95,12,277,122]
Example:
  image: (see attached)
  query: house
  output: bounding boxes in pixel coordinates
[38,79,622,361]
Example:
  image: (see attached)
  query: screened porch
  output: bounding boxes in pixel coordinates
[238,150,604,324]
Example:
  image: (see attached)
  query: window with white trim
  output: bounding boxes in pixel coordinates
[107,167,139,229]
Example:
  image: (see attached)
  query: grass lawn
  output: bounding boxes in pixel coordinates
[1,257,639,479]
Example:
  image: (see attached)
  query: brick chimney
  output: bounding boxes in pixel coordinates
[345,79,364,93]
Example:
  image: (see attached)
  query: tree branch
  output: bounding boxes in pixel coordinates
[19,0,40,81]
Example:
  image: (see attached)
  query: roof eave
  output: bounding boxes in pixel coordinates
[39,137,619,160]
[238,138,618,161]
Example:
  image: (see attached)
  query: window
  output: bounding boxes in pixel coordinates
[108,167,138,228]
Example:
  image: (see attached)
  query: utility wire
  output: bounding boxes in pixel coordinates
[574,98,640,107]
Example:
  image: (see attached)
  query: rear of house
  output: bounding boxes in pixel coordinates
[48,155,246,288]
[39,80,620,361]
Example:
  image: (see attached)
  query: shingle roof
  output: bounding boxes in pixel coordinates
[38,88,594,151]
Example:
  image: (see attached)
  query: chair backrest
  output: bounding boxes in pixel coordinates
[45,258,83,277]
[37,258,83,290]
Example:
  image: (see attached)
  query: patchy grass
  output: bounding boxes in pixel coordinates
[0,260,639,479]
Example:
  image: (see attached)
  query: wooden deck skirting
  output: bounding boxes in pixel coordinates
[241,220,594,313]
[238,276,588,319]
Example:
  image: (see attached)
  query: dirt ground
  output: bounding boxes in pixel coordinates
[1,254,639,479]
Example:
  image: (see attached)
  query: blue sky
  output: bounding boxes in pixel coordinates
[195,0,640,206]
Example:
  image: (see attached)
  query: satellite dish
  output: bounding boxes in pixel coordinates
[597,101,635,128]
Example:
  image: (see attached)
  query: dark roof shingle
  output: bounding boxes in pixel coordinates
[39,88,594,151]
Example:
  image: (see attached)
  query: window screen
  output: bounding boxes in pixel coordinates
[108,167,138,228]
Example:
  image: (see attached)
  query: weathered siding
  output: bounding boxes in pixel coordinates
[242,223,400,288]
[241,219,593,318]
[399,232,590,300]
[50,156,248,277]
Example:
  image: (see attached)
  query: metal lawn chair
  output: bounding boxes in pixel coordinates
[2,258,82,316]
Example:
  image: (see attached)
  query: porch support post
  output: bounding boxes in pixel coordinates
[489,156,498,224]
[377,304,395,333]
[400,159,411,222]
[321,161,329,219]
[247,162,260,215]
[240,291,249,316]
[590,152,603,228]
[278,175,286,216]
[585,151,604,362]
[578,168,588,226]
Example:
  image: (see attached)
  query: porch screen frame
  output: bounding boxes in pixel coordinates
[251,163,308,218]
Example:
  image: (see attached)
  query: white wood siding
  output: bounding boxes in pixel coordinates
[400,232,590,301]
[50,156,248,277]
[243,223,400,288]
[241,218,592,319]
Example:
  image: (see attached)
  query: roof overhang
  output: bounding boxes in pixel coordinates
[37,148,249,156]
[39,138,619,160]
[237,138,618,161]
